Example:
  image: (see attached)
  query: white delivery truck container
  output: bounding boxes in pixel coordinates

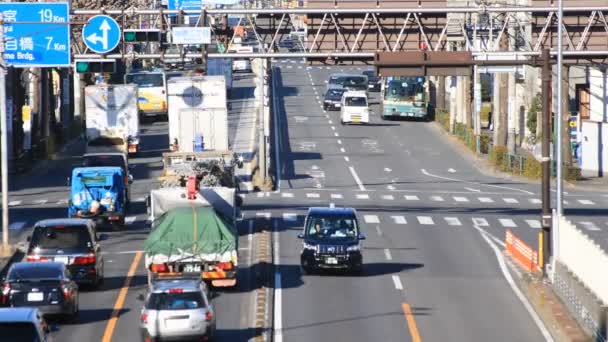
[167,76,229,152]
[207,58,233,96]
[84,84,140,154]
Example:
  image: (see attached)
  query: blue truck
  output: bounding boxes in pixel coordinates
[68,166,127,227]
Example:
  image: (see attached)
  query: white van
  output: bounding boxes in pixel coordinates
[340,91,369,124]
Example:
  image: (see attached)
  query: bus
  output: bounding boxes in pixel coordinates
[124,70,168,119]
[380,76,429,120]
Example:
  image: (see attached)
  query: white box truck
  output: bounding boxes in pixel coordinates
[84,84,140,154]
[167,76,229,152]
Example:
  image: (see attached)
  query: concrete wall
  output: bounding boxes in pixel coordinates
[589,67,608,123]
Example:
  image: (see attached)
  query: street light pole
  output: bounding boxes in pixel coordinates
[0,14,8,251]
[556,0,564,216]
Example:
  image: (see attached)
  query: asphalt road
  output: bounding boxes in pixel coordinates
[262,60,608,341]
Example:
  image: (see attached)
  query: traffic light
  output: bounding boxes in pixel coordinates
[123,29,163,42]
[75,59,116,73]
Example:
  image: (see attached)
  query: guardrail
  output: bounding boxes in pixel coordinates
[505,229,539,273]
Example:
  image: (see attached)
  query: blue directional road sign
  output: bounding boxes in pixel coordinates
[168,0,201,17]
[0,2,70,67]
[83,15,121,54]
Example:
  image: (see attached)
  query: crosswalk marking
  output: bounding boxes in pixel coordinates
[404,195,419,201]
[430,196,444,202]
[529,199,542,204]
[330,193,343,199]
[125,216,137,225]
[525,220,541,229]
[473,217,489,226]
[281,192,294,198]
[364,215,380,224]
[283,213,298,221]
[578,199,595,205]
[256,212,272,219]
[417,216,434,225]
[391,216,407,225]
[382,195,394,200]
[444,217,462,226]
[34,199,48,205]
[503,198,519,204]
[499,218,517,228]
[579,221,601,231]
[356,194,370,200]
[478,197,494,203]
[257,192,265,198]
[306,193,320,198]
[453,196,469,202]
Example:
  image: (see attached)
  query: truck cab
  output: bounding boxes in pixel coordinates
[298,206,365,274]
[340,91,370,124]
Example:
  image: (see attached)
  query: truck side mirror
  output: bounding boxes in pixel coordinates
[297,233,304,239]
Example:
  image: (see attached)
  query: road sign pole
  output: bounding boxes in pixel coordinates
[0,14,9,250]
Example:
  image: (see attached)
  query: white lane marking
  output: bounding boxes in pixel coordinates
[391,216,407,225]
[473,217,489,226]
[8,200,21,207]
[9,222,26,230]
[453,196,469,202]
[364,215,380,224]
[579,221,601,231]
[283,213,298,222]
[334,132,339,137]
[328,120,333,124]
[384,249,392,260]
[103,250,144,255]
[529,198,542,204]
[392,275,404,290]
[340,147,346,153]
[331,193,343,199]
[256,212,272,219]
[348,166,366,191]
[375,225,383,236]
[382,194,394,200]
[384,167,392,172]
[526,220,542,229]
[417,216,434,225]
[125,216,137,225]
[356,193,370,200]
[331,126,336,130]
[274,224,283,342]
[421,169,534,195]
[33,199,48,205]
[387,185,396,190]
[445,217,462,226]
[281,192,294,198]
[344,156,350,162]
[578,199,595,205]
[464,187,481,192]
[430,196,444,202]
[404,195,419,201]
[503,198,519,204]
[337,140,342,145]
[448,168,457,173]
[478,197,494,203]
[471,222,554,342]
[306,193,320,198]
[499,218,517,228]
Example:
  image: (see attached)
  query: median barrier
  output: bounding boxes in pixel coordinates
[505,229,539,273]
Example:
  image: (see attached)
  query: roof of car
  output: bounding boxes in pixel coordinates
[10,261,64,272]
[343,90,367,97]
[308,207,357,216]
[0,307,40,322]
[151,279,202,293]
[34,218,94,228]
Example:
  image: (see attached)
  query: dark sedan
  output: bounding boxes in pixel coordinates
[1,262,79,321]
[323,88,346,111]
[363,70,381,91]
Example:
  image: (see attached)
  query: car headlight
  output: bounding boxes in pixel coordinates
[347,245,360,252]
[302,242,318,251]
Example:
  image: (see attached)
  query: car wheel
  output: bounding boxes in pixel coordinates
[300,264,313,275]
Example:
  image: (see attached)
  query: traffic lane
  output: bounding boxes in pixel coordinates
[379,212,547,341]
[275,66,357,190]
[276,208,416,342]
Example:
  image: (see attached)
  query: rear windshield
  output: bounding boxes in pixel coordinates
[125,73,164,88]
[8,265,62,281]
[147,292,206,310]
[345,97,367,107]
[30,226,92,250]
[83,156,124,170]
[0,322,39,341]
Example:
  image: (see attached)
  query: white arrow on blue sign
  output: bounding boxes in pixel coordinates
[82,15,121,54]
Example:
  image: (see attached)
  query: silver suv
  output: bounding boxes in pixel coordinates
[139,278,215,341]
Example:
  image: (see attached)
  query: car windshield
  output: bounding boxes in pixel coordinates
[384,77,425,101]
[125,73,164,88]
[362,71,375,78]
[30,226,92,250]
[147,291,206,310]
[0,323,39,341]
[326,89,345,98]
[306,214,358,240]
[345,97,367,107]
[329,76,346,85]
[8,265,62,282]
[344,76,367,87]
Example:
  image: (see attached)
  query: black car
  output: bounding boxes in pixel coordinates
[1,262,79,321]
[363,70,381,92]
[298,206,365,274]
[26,219,106,288]
[323,88,346,111]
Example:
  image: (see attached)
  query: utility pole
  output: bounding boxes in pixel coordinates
[0,14,8,251]
[556,0,564,215]
[541,48,552,273]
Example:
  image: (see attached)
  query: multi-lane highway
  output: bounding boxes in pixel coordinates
[2,60,607,341]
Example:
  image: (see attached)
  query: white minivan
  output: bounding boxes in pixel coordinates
[340,91,369,124]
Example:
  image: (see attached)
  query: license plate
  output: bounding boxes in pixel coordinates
[352,118,360,123]
[184,264,201,273]
[325,257,338,265]
[54,256,69,264]
[335,104,341,107]
[27,292,44,302]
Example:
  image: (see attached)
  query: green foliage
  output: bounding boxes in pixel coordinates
[435,108,450,131]
[523,156,542,178]
[527,93,542,136]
